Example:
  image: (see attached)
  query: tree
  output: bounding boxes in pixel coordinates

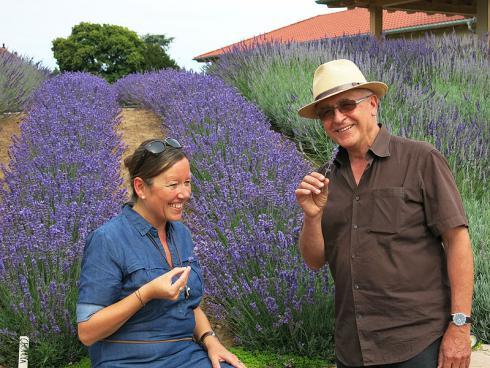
[141,34,179,71]
[141,34,174,49]
[52,23,179,82]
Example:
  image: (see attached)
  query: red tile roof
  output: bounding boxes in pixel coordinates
[194,8,466,61]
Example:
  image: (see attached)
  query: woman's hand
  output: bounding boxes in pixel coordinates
[295,172,329,218]
[205,336,246,368]
[140,266,191,302]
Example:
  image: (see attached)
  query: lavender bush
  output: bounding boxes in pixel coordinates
[0,72,125,366]
[207,33,490,343]
[0,50,51,114]
[114,71,335,357]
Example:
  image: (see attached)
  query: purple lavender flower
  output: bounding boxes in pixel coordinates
[0,72,125,364]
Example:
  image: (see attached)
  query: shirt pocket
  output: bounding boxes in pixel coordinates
[124,261,170,292]
[369,187,405,234]
[124,263,151,291]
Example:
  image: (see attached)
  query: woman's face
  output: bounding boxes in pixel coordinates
[140,157,192,225]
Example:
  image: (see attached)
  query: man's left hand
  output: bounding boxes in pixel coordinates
[437,323,471,368]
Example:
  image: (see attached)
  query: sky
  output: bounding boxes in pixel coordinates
[0,0,344,72]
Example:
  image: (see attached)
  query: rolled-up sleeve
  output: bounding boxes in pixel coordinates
[76,303,104,323]
[421,149,468,237]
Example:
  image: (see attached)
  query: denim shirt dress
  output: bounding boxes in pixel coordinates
[77,204,232,368]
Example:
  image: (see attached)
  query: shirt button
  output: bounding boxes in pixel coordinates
[354,284,360,290]
[351,254,355,259]
[357,313,362,319]
[355,195,360,201]
[353,224,358,230]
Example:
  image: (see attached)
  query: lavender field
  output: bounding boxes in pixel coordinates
[0,50,50,114]
[0,34,488,367]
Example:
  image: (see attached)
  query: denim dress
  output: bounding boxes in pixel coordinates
[77,204,232,368]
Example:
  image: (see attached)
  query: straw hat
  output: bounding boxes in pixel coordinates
[298,59,388,119]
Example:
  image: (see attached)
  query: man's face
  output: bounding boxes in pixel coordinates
[315,89,379,154]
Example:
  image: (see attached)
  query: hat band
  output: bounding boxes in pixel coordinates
[314,82,362,101]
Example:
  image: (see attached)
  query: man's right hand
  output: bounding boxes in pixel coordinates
[295,172,329,218]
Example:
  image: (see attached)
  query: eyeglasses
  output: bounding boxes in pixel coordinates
[134,138,182,175]
[316,94,373,121]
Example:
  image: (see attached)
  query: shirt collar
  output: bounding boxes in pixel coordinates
[122,203,153,237]
[369,124,391,158]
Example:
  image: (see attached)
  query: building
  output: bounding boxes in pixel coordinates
[316,0,488,41]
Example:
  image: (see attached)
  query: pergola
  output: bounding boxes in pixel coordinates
[316,0,489,45]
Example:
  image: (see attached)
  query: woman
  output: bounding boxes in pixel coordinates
[77,138,244,368]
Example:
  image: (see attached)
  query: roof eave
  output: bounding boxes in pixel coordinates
[384,17,475,34]
[193,55,220,63]
[315,0,345,7]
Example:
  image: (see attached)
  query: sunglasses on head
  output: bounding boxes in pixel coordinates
[134,138,182,175]
[316,94,373,121]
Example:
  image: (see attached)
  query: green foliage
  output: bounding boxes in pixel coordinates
[141,33,174,49]
[52,23,178,82]
[141,44,179,71]
[465,194,490,343]
[229,347,334,368]
[67,349,334,368]
[65,356,90,368]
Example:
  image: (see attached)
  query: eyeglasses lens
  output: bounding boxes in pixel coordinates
[146,140,167,154]
[164,138,182,149]
[146,138,182,154]
[317,96,370,121]
[338,100,357,113]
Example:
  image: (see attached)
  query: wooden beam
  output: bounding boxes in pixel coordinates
[370,5,383,38]
[384,3,476,16]
[373,0,418,6]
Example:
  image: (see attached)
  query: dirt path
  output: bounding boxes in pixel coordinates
[117,107,163,200]
[0,113,23,180]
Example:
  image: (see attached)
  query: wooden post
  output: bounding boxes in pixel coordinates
[476,0,489,45]
[369,6,383,39]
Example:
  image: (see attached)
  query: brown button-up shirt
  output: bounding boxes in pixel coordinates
[321,125,467,366]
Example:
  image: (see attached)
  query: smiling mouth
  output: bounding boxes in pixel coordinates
[169,203,183,209]
[335,125,354,133]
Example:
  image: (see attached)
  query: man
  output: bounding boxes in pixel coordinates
[295,59,474,368]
